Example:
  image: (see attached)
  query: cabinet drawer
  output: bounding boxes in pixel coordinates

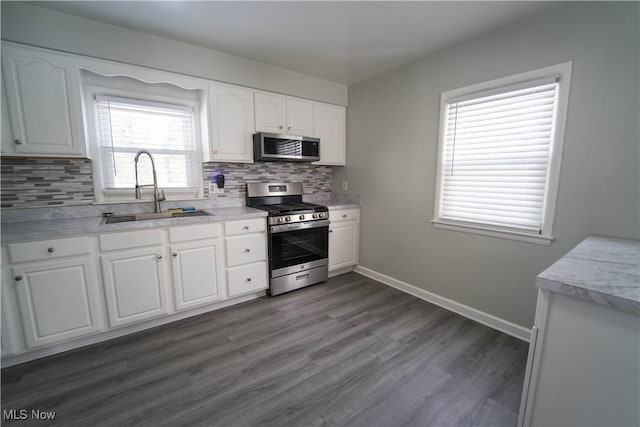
[227,262,268,297]
[225,218,266,236]
[99,229,164,252]
[169,223,222,243]
[8,236,91,263]
[329,208,359,222]
[225,234,266,267]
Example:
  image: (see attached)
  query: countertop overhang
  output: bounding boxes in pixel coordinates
[536,235,640,314]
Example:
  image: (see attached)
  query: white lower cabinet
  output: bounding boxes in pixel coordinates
[2,217,268,365]
[169,223,225,311]
[99,229,169,328]
[224,219,268,297]
[100,247,169,328]
[329,208,360,272]
[13,257,102,348]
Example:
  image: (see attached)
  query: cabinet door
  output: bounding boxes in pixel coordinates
[255,92,286,134]
[329,221,359,272]
[285,98,313,136]
[101,248,169,328]
[1,44,85,156]
[313,103,346,165]
[171,240,224,311]
[12,258,102,348]
[208,83,255,162]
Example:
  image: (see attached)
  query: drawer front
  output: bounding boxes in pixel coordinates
[227,262,268,297]
[99,229,164,252]
[329,208,360,222]
[224,218,266,236]
[169,223,222,243]
[8,236,91,263]
[225,234,266,267]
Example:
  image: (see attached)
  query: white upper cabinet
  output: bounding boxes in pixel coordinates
[1,43,86,157]
[255,92,313,137]
[285,97,314,136]
[208,82,255,163]
[313,103,346,166]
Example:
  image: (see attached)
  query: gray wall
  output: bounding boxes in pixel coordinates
[0,2,347,106]
[334,2,639,328]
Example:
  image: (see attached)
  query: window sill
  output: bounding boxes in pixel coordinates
[431,219,554,246]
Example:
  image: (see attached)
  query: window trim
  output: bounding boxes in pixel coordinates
[83,82,204,203]
[432,62,572,245]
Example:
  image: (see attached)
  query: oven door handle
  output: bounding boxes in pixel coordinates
[270,219,330,234]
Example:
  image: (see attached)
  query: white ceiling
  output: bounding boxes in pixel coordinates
[33,1,562,85]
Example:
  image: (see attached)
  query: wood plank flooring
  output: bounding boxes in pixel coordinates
[1,272,528,426]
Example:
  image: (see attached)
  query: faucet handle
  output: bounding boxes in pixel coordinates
[158,189,166,201]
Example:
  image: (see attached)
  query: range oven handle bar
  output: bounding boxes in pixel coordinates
[270,219,330,234]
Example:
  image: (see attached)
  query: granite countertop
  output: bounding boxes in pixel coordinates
[322,201,361,210]
[1,207,267,244]
[536,235,640,314]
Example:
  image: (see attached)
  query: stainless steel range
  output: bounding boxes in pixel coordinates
[247,182,329,296]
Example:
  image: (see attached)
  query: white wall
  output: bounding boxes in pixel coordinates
[334,2,639,328]
[0,2,347,106]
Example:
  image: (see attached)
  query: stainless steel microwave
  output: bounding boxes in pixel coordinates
[253,133,320,162]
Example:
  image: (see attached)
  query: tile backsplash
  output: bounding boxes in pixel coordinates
[1,158,95,208]
[203,162,333,201]
[1,158,334,209]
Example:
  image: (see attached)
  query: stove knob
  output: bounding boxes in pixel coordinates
[299,215,305,220]
[278,217,284,223]
[318,212,325,218]
[285,216,291,222]
[312,213,318,219]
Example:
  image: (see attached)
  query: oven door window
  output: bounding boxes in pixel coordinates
[270,225,328,271]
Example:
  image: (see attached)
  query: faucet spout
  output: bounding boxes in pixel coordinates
[134,150,165,213]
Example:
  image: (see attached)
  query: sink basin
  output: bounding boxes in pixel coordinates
[103,210,212,224]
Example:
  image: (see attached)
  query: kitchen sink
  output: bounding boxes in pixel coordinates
[103,210,212,224]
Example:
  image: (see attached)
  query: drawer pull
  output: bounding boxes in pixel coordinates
[246,277,252,282]
[342,214,347,218]
[296,273,309,281]
[244,248,251,253]
[47,247,55,253]
[172,252,178,257]
[243,225,250,230]
[14,139,23,145]
[156,254,163,259]
[14,275,23,282]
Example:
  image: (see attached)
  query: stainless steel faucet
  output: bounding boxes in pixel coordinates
[134,150,166,213]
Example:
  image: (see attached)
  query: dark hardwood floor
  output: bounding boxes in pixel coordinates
[1,272,528,426]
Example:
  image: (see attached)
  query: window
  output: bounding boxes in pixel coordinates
[82,71,204,202]
[96,96,198,190]
[433,63,572,245]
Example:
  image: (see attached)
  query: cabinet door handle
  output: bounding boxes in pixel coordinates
[329,230,333,233]
[156,254,163,259]
[14,139,23,145]
[14,275,23,282]
[213,150,219,155]
[242,225,250,230]
[246,277,252,282]
[47,247,55,253]
[287,126,292,131]
[278,125,283,130]
[342,214,347,218]
[172,252,178,257]
[244,248,251,253]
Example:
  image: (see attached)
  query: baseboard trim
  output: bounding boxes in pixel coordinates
[354,265,531,342]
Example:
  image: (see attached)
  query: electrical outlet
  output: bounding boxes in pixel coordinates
[209,182,224,195]
[342,181,348,191]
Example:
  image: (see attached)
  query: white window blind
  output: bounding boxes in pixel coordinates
[438,76,559,233]
[95,95,198,190]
